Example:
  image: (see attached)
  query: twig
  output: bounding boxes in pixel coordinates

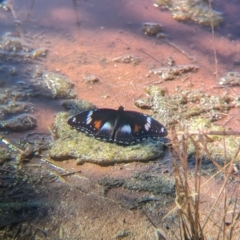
[177,130,240,136]
[165,40,196,62]
[26,0,35,22]
[60,170,82,177]
[201,169,232,231]
[0,135,23,153]
[138,48,163,63]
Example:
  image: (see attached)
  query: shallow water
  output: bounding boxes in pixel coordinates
[1,0,240,132]
[1,0,240,239]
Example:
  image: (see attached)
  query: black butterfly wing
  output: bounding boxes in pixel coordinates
[68,106,168,145]
[114,110,167,144]
[67,108,118,142]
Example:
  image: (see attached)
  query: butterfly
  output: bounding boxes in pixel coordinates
[67,106,167,145]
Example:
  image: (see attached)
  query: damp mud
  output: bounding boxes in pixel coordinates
[0,0,240,239]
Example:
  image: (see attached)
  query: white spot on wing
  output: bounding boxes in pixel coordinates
[144,117,151,131]
[120,124,131,134]
[72,117,76,123]
[86,111,93,124]
[101,122,112,131]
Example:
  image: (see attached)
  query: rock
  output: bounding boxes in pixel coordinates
[49,112,166,165]
[0,114,37,131]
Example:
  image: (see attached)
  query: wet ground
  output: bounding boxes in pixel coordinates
[0,0,240,239]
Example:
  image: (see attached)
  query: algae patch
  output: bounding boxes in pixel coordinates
[99,172,175,195]
[150,64,198,80]
[49,111,166,165]
[179,118,240,167]
[219,71,240,87]
[154,0,223,27]
[123,172,174,195]
[137,85,238,127]
[136,86,240,164]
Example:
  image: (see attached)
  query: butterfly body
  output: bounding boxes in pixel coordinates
[67,106,167,145]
